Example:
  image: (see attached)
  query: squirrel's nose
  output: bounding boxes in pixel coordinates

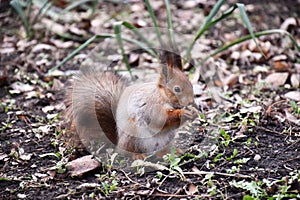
[180,96,195,107]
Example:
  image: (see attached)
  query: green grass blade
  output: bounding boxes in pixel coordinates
[200,29,300,65]
[63,0,95,12]
[50,33,156,74]
[48,34,113,74]
[237,3,265,58]
[31,0,51,25]
[114,21,132,76]
[26,0,33,24]
[121,21,157,57]
[50,22,161,74]
[164,0,175,47]
[145,0,163,46]
[185,0,226,60]
[10,0,32,38]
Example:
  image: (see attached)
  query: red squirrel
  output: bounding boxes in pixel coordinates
[65,49,198,158]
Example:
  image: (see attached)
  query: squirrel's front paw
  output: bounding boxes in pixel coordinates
[183,105,199,120]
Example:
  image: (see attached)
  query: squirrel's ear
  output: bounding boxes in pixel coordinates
[160,50,183,71]
[161,64,171,84]
[159,49,182,85]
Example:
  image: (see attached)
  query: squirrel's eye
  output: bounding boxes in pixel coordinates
[173,86,181,93]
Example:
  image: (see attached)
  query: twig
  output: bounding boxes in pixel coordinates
[256,126,284,135]
[119,169,143,186]
[285,155,300,162]
[151,193,211,198]
[266,100,287,115]
[183,171,252,179]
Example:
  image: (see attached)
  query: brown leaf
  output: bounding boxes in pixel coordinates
[10,82,34,93]
[280,17,298,30]
[284,91,300,101]
[290,74,300,87]
[284,109,299,125]
[185,183,198,195]
[273,61,289,72]
[222,74,238,88]
[265,72,289,86]
[66,155,101,177]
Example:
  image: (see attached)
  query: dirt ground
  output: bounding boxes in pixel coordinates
[0,0,300,199]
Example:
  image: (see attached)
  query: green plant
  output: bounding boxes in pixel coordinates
[226,148,238,161]
[230,180,266,199]
[290,100,300,115]
[220,129,232,147]
[230,172,300,200]
[97,171,118,196]
[50,0,300,75]
[10,0,51,38]
[163,148,185,180]
[201,172,217,195]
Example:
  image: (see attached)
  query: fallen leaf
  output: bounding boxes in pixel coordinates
[185,183,198,195]
[272,55,288,62]
[25,91,38,99]
[50,39,74,48]
[290,74,300,87]
[193,84,204,96]
[20,154,32,161]
[17,194,27,199]
[280,17,297,30]
[240,106,262,114]
[284,91,300,101]
[265,72,289,86]
[42,105,55,113]
[131,160,168,171]
[47,113,59,120]
[10,82,34,92]
[38,125,51,134]
[284,109,300,125]
[223,74,238,88]
[32,44,55,53]
[230,51,240,60]
[66,155,101,177]
[273,61,289,72]
[0,153,9,161]
[41,18,66,36]
[253,154,261,161]
[77,183,102,189]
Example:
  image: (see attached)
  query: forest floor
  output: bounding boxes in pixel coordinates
[0,0,300,199]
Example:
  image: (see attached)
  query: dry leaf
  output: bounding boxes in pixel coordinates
[284,109,299,125]
[272,55,288,62]
[290,74,300,87]
[265,72,289,86]
[41,18,66,36]
[223,74,238,88]
[20,154,32,161]
[280,17,297,30]
[185,183,198,195]
[66,155,101,177]
[38,125,51,134]
[284,91,300,101]
[42,105,55,113]
[253,154,261,161]
[10,82,34,92]
[32,44,55,53]
[240,106,262,114]
[273,61,289,72]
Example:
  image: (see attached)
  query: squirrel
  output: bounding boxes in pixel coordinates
[65,49,198,158]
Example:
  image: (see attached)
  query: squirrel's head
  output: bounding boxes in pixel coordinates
[158,51,195,108]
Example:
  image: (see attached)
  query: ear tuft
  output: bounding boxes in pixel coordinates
[160,48,183,70]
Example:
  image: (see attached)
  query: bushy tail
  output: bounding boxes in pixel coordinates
[65,69,126,148]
